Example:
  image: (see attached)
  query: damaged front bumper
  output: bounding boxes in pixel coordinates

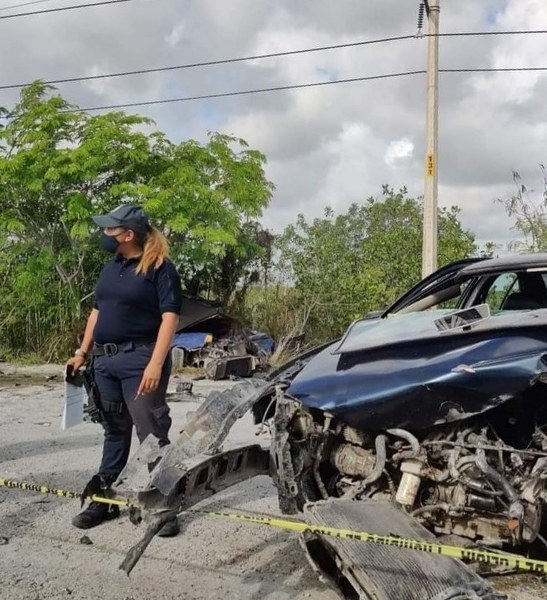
[115,379,275,573]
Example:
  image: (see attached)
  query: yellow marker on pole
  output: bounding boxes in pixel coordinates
[426,153,435,177]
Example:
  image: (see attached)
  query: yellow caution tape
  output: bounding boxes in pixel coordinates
[0,477,131,508]
[196,509,547,574]
[2,476,547,574]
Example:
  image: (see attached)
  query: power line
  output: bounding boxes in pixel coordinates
[1,64,546,117]
[1,29,547,91]
[437,30,547,38]
[442,66,547,73]
[0,0,62,12]
[0,34,416,90]
[74,65,547,113]
[0,0,131,19]
[76,70,427,112]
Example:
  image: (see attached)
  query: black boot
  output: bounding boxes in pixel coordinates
[72,501,120,529]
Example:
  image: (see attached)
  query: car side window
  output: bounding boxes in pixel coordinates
[483,273,520,310]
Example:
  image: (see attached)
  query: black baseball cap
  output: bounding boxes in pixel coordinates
[92,204,150,234]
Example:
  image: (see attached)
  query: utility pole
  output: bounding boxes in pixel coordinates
[422,0,440,278]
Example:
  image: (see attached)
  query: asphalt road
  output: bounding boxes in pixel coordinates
[0,365,545,600]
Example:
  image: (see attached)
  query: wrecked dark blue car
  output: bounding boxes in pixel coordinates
[121,255,547,598]
[262,254,547,549]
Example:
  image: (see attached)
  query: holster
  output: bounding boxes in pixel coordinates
[81,365,104,424]
[65,361,104,424]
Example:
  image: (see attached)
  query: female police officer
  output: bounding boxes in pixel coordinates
[66,204,182,536]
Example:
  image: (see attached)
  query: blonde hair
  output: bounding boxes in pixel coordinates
[135,227,169,274]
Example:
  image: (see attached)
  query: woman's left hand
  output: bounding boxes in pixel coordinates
[137,362,162,396]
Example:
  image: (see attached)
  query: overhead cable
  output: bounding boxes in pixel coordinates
[442,66,547,73]
[1,29,547,90]
[0,0,132,19]
[437,30,547,38]
[72,65,547,113]
[0,0,62,12]
[1,65,546,118]
[74,71,427,112]
[0,35,415,90]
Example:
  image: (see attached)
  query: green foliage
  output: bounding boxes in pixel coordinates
[276,206,386,342]
[496,168,547,252]
[237,285,304,342]
[0,84,485,360]
[138,133,274,297]
[0,83,159,357]
[274,187,477,344]
[0,84,273,359]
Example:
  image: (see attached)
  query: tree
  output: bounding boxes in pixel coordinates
[214,222,275,309]
[275,187,477,344]
[0,83,274,358]
[276,205,387,342]
[362,186,477,295]
[0,82,162,356]
[496,168,547,252]
[134,133,274,298]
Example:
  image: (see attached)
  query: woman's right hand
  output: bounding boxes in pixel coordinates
[66,355,86,373]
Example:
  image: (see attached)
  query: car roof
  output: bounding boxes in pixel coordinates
[458,253,547,278]
[385,253,547,317]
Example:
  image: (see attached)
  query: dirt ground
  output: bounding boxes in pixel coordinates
[0,363,545,600]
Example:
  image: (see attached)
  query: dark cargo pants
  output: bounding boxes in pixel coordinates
[92,343,172,478]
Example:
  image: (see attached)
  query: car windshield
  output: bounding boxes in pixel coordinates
[395,268,547,315]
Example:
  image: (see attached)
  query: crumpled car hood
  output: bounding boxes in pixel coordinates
[287,310,547,431]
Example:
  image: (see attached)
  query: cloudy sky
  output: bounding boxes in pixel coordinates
[1,0,547,251]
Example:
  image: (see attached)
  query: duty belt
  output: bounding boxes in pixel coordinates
[92,340,155,357]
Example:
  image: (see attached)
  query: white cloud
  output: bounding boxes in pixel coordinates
[83,64,110,97]
[0,0,545,254]
[384,138,414,166]
[165,23,187,48]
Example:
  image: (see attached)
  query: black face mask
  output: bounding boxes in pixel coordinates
[100,232,121,254]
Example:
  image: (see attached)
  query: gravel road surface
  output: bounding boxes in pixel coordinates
[0,364,545,600]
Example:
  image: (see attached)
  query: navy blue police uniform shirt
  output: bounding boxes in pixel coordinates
[93,255,182,345]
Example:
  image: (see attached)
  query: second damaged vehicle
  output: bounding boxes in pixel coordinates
[118,254,547,597]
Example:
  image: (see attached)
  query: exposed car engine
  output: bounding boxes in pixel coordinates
[271,389,547,549]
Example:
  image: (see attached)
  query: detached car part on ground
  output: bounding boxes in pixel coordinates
[116,254,547,599]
